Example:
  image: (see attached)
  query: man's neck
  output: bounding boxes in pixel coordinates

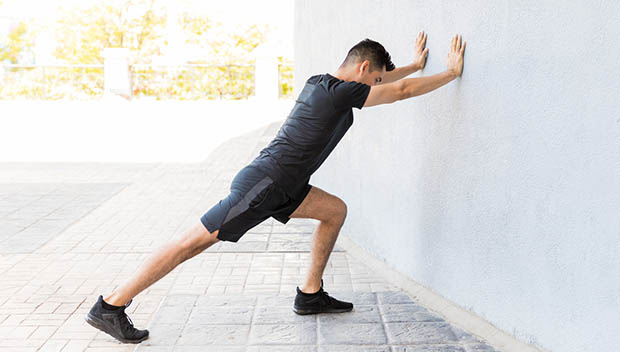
[331,67,355,82]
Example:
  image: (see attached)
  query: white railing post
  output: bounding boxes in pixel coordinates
[254,48,279,100]
[102,48,131,98]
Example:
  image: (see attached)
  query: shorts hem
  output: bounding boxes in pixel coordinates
[272,183,312,223]
[200,215,218,234]
[272,215,291,225]
[201,215,248,243]
[216,230,242,243]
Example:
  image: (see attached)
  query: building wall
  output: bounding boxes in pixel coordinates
[294,1,620,351]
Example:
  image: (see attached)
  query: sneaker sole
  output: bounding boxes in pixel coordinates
[291,305,353,315]
[85,313,148,344]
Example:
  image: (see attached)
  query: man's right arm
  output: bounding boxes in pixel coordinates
[363,70,458,107]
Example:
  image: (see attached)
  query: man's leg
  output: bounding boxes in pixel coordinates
[288,185,347,294]
[106,222,220,306]
[85,221,220,343]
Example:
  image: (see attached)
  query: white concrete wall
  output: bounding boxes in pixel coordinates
[295,1,620,351]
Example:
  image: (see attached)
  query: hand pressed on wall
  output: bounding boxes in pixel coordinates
[447,33,466,77]
[413,31,429,70]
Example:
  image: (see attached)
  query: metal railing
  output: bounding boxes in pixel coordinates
[131,64,255,100]
[0,63,294,100]
[0,64,104,100]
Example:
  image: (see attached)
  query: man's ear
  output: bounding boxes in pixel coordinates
[358,60,370,75]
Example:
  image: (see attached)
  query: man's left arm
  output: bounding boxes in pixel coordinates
[379,31,429,84]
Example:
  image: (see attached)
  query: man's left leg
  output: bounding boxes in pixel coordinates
[85,221,220,343]
[285,185,353,315]
[105,222,220,306]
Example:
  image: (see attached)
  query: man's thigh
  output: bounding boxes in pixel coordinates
[288,185,346,223]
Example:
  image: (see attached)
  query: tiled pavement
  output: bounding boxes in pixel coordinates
[137,291,491,352]
[0,121,500,351]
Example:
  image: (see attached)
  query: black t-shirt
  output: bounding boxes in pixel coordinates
[248,73,371,198]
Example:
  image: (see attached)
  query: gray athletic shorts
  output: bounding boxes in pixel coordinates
[200,164,312,242]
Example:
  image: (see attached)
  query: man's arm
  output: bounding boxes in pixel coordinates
[380,63,420,85]
[363,33,465,108]
[379,31,428,85]
[364,70,458,107]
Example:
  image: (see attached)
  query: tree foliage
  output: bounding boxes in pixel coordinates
[0,21,35,64]
[180,13,268,65]
[54,0,166,64]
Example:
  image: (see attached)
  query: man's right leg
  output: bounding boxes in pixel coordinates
[105,222,220,306]
[287,185,353,315]
[288,185,347,294]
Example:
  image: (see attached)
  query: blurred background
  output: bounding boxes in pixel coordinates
[0,0,295,162]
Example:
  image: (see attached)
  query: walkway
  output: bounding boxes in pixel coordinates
[0,121,498,351]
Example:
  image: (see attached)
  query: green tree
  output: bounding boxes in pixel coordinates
[0,21,35,64]
[180,13,269,65]
[171,15,271,99]
[54,0,166,64]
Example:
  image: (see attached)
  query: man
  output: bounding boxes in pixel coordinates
[85,32,466,343]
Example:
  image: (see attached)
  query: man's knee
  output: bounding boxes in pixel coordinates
[289,185,348,225]
[339,198,348,220]
[180,223,220,255]
[328,198,347,226]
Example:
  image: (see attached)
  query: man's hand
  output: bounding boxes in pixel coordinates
[413,31,429,71]
[446,33,465,77]
[379,31,429,84]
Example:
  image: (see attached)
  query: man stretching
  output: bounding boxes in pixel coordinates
[85,32,466,343]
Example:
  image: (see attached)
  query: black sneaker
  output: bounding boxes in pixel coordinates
[85,295,149,344]
[292,279,353,315]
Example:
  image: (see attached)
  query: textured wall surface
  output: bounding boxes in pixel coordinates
[294,1,620,351]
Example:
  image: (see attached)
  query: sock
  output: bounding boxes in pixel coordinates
[101,298,123,310]
[299,287,321,296]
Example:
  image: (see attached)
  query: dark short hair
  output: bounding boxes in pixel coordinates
[341,38,395,72]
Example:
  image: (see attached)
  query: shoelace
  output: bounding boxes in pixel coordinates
[321,289,333,305]
[318,279,332,305]
[121,299,136,332]
[123,314,135,332]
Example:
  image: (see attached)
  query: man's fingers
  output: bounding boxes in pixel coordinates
[451,34,457,51]
[457,34,461,51]
[460,40,466,55]
[416,31,427,54]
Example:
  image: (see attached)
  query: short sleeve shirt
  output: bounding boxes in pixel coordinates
[248,73,371,198]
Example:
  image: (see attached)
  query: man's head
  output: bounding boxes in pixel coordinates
[337,38,395,86]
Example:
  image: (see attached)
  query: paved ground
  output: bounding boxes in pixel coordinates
[0,121,499,351]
